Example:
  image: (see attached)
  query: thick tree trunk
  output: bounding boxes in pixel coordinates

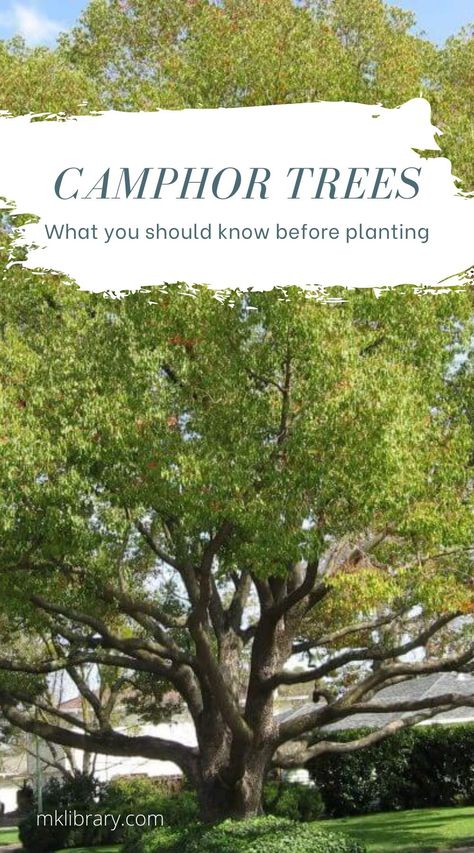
[193,637,273,823]
[196,748,270,823]
[197,770,265,822]
[233,755,267,820]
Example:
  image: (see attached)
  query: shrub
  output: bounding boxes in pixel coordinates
[128,816,366,853]
[19,772,199,852]
[155,788,199,827]
[185,816,365,853]
[309,727,414,816]
[263,781,324,821]
[102,776,198,848]
[17,781,34,815]
[19,812,69,853]
[123,824,186,853]
[19,772,102,852]
[309,722,474,817]
[407,724,474,808]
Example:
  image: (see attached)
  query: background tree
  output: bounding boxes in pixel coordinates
[0,37,99,116]
[433,25,474,190]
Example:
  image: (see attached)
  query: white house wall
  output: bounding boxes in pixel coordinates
[71,718,197,783]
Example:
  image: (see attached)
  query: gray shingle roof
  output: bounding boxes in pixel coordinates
[275,672,474,731]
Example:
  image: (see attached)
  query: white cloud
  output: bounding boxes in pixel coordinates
[0,3,64,44]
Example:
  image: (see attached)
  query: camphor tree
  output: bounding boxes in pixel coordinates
[0,0,473,825]
[0,37,99,116]
[0,255,473,819]
[59,0,432,110]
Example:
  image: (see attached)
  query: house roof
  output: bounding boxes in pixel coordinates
[276,672,474,732]
[58,696,83,712]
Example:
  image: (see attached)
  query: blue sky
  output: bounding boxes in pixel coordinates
[0,1,472,46]
[392,0,474,43]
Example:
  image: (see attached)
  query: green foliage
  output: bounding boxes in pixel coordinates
[309,724,474,817]
[263,781,324,822]
[20,813,68,853]
[19,773,102,852]
[58,0,434,111]
[432,27,474,191]
[123,826,187,853]
[0,37,99,115]
[128,816,366,853]
[60,0,347,110]
[19,774,198,852]
[1,279,472,639]
[0,247,473,821]
[406,724,474,808]
[122,672,184,725]
[98,777,198,845]
[311,0,434,105]
[0,1,473,190]
[309,728,414,816]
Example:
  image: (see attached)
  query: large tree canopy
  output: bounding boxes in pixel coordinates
[0,258,473,818]
[59,0,432,109]
[1,1,472,187]
[0,0,473,823]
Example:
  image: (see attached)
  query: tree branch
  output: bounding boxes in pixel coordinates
[292,613,397,654]
[273,706,458,769]
[269,613,462,689]
[135,520,181,571]
[1,701,199,779]
[278,641,474,742]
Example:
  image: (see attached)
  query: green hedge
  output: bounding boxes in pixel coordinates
[19,773,199,852]
[97,776,198,845]
[263,781,324,822]
[19,773,102,852]
[308,723,474,817]
[128,816,366,853]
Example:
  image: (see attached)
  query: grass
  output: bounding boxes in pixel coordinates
[58,847,119,853]
[325,806,474,853]
[0,826,19,844]
[36,807,474,853]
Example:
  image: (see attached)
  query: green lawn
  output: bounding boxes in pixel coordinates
[0,826,19,844]
[325,806,474,853]
[59,847,119,853]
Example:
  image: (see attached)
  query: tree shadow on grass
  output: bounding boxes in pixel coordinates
[329,809,474,853]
